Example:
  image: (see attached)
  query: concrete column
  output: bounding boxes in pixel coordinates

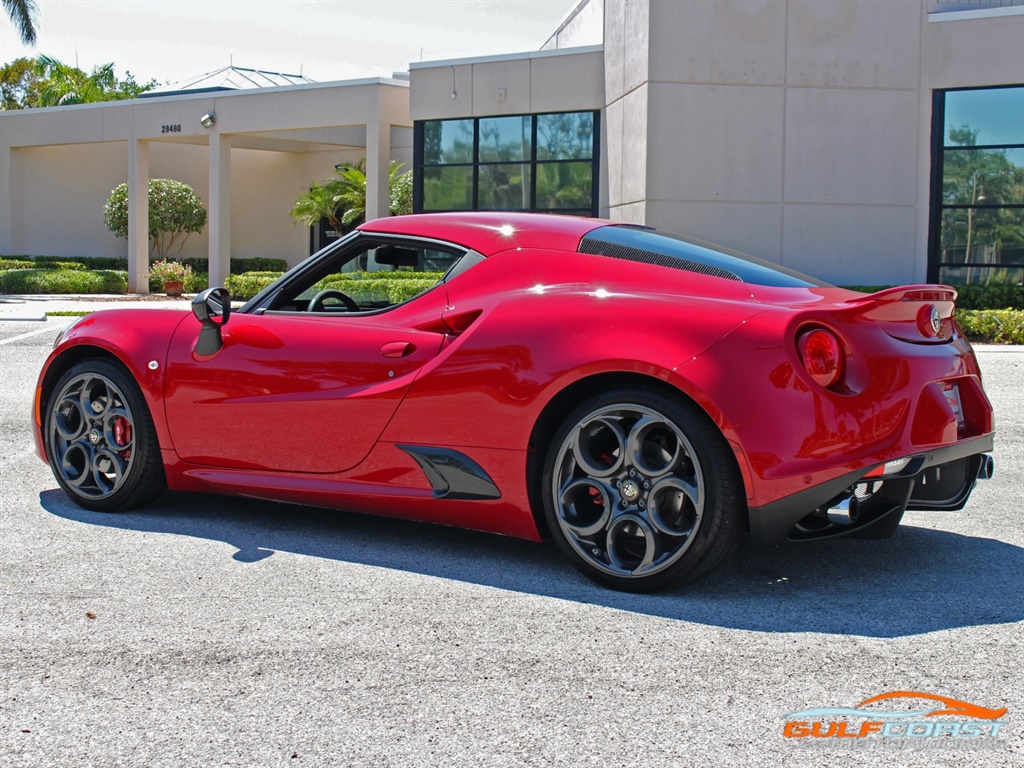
[365,96,391,222]
[127,139,150,294]
[208,134,232,288]
[0,147,23,255]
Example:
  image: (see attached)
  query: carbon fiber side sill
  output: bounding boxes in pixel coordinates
[397,445,502,500]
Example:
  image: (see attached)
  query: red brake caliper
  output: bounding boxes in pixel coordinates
[113,416,132,459]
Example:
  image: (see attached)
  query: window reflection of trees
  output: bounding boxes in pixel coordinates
[937,89,1024,286]
[419,111,597,215]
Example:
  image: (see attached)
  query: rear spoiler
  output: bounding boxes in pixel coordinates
[845,284,958,305]
[845,284,958,343]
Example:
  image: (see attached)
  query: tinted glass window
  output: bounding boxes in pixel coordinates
[415,111,598,216]
[479,116,531,162]
[264,238,465,314]
[934,85,1024,286]
[422,119,474,165]
[581,226,828,288]
[537,112,594,160]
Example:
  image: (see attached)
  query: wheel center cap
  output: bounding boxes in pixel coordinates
[88,429,102,445]
[620,479,640,501]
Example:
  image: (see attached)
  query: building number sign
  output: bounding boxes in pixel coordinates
[161,124,182,134]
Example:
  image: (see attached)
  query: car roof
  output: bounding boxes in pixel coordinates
[357,212,609,256]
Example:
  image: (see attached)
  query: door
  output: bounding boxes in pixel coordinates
[163,291,447,474]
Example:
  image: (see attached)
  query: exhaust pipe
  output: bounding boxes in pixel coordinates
[826,494,860,526]
[977,454,994,480]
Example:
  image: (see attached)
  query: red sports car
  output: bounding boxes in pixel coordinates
[33,212,995,591]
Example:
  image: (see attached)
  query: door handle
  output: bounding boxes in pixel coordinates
[381,341,416,358]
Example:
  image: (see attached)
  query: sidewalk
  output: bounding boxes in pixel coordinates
[0,294,194,321]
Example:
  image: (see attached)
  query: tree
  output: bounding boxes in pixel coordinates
[289,179,348,238]
[112,71,157,101]
[0,55,158,108]
[103,179,208,259]
[391,167,413,216]
[0,57,42,109]
[290,160,412,238]
[35,55,116,106]
[2,0,37,45]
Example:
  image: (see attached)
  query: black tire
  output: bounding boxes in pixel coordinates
[541,386,744,592]
[45,359,166,512]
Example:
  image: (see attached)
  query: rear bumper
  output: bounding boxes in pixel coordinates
[748,433,994,549]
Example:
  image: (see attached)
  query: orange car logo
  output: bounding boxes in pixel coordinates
[783,691,1007,741]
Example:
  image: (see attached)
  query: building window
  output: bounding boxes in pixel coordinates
[930,85,1024,285]
[414,111,599,216]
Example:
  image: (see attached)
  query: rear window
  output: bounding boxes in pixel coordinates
[580,225,829,288]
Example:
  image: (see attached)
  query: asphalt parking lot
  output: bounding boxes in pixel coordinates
[1,315,1021,767]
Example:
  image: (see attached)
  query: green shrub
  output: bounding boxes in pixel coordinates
[177,257,289,274]
[956,310,1024,344]
[224,272,284,300]
[180,257,208,274]
[186,272,208,293]
[233,257,289,273]
[103,179,207,259]
[0,269,128,294]
[32,255,128,270]
[352,270,444,281]
[950,285,1024,311]
[0,259,35,271]
[317,276,438,304]
[222,271,444,303]
[82,257,129,270]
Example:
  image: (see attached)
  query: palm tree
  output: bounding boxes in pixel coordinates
[290,161,411,238]
[34,55,115,106]
[2,0,37,45]
[289,180,349,238]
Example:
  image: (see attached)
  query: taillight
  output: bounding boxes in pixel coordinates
[798,327,843,389]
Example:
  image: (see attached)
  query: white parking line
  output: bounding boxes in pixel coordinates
[0,322,70,346]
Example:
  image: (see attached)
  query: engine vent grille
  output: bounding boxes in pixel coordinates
[608,223,656,232]
[579,237,742,281]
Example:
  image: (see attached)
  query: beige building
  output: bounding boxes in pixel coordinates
[2,0,1022,290]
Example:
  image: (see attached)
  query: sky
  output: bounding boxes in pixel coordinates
[1,0,578,86]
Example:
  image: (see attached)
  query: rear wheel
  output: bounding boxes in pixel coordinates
[541,387,743,592]
[45,359,165,511]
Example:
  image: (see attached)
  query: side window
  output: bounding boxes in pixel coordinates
[269,240,464,313]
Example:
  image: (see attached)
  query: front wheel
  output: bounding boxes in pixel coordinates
[541,387,744,592]
[45,359,166,512]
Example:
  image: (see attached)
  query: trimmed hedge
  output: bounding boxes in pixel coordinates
[0,269,128,294]
[32,255,128,270]
[0,259,35,271]
[957,310,1024,344]
[952,285,1024,311]
[224,271,284,300]
[1,255,290,275]
[1,258,86,272]
[223,271,444,302]
[318,276,439,304]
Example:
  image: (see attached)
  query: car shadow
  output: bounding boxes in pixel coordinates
[40,489,1024,639]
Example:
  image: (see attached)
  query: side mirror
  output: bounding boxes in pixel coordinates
[191,287,231,356]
